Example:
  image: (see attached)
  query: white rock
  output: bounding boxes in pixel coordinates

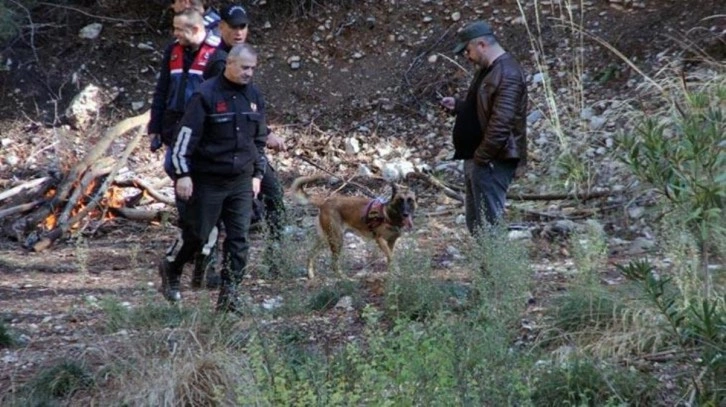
[345,137,360,154]
[508,230,533,240]
[334,296,354,311]
[131,101,145,111]
[511,16,525,25]
[65,84,104,130]
[590,116,607,130]
[580,107,595,121]
[352,52,364,59]
[451,12,461,21]
[423,16,433,23]
[427,54,438,63]
[137,43,155,51]
[79,23,103,40]
[455,214,466,225]
[5,154,19,167]
[1,138,12,147]
[358,164,373,177]
[532,72,545,85]
[262,296,284,310]
[627,206,645,219]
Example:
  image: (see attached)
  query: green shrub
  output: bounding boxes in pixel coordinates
[531,357,657,406]
[0,320,13,348]
[620,75,725,296]
[384,244,449,321]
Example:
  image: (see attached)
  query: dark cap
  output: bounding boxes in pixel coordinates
[452,21,494,54]
[221,4,250,27]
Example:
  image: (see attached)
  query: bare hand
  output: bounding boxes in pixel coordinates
[176,176,193,201]
[266,133,286,152]
[440,96,456,111]
[252,177,261,198]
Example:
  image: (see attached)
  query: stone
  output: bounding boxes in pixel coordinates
[65,84,104,130]
[627,206,645,219]
[451,12,461,21]
[79,23,103,40]
[345,137,360,154]
[590,116,607,130]
[334,296,354,311]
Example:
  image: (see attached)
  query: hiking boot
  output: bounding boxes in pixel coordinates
[191,253,221,290]
[158,259,181,302]
[216,285,244,315]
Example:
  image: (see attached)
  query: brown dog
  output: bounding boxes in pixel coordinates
[291,175,416,279]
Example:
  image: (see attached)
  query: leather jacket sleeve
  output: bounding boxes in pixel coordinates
[473,62,527,165]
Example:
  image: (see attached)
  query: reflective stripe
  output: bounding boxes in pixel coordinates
[173,126,192,175]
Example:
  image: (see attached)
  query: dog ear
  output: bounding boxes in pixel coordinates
[389,182,398,201]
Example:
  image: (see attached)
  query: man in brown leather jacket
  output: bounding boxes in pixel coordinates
[441,21,527,235]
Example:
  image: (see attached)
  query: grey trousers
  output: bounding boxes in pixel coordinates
[464,159,518,235]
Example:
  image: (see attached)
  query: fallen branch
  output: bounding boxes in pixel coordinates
[406,171,464,203]
[507,189,611,202]
[0,177,52,203]
[110,207,166,223]
[113,178,174,205]
[0,199,45,220]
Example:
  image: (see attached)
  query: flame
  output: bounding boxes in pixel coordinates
[45,213,57,230]
[40,183,127,231]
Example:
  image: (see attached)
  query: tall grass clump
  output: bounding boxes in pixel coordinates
[515,0,596,190]
[2,359,96,405]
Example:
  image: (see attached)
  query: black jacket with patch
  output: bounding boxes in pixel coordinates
[171,75,267,179]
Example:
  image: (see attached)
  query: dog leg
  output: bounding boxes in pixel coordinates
[307,236,325,280]
[375,237,395,271]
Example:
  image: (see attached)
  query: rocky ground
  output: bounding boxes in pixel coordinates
[0,0,724,401]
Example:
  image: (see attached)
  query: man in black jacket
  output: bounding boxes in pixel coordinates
[440,21,528,235]
[158,43,267,313]
[148,9,221,289]
[206,4,288,273]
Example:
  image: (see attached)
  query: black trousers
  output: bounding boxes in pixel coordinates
[259,162,285,240]
[169,172,253,286]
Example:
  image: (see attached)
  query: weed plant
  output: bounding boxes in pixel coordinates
[0,320,13,348]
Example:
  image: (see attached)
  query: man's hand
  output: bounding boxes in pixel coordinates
[440,96,456,111]
[176,176,193,201]
[252,177,262,198]
[266,133,286,152]
[150,134,163,152]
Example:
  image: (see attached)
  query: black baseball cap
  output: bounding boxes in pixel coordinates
[221,4,250,27]
[452,21,494,54]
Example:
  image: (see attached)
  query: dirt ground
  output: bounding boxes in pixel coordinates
[0,0,723,399]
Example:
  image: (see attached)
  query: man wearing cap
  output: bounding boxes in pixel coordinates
[440,21,527,235]
[205,4,288,276]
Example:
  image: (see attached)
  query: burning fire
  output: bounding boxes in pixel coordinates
[42,184,127,230]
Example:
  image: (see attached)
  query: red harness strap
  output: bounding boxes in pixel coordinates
[363,198,387,232]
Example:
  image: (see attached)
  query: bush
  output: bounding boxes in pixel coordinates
[0,320,14,348]
[531,357,657,406]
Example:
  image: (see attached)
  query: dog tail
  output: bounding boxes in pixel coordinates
[291,174,329,206]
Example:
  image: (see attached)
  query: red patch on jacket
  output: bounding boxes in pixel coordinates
[216,101,228,112]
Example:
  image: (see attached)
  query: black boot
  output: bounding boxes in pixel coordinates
[191,252,220,290]
[216,284,244,315]
[158,259,181,302]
